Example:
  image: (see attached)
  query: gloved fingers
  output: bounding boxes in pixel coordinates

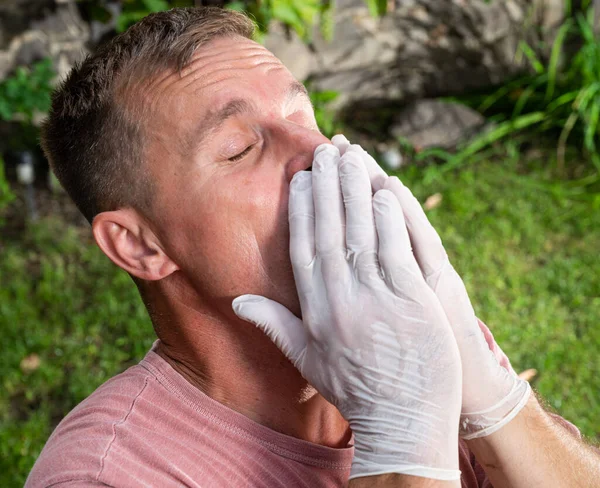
[232,295,307,368]
[331,135,389,192]
[346,144,389,193]
[312,144,346,256]
[331,133,351,155]
[289,171,315,270]
[372,189,423,290]
[384,176,449,279]
[339,150,377,267]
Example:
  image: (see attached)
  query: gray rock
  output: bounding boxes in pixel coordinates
[264,22,316,82]
[265,0,565,108]
[390,99,485,150]
[0,0,89,82]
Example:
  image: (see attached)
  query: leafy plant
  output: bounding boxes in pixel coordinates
[226,0,321,42]
[364,0,387,17]
[452,7,600,173]
[114,0,387,42]
[228,0,389,41]
[0,59,54,123]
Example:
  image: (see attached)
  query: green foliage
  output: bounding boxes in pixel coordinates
[115,0,325,41]
[318,0,335,42]
[116,0,187,32]
[228,0,389,41]
[113,0,386,42]
[0,59,54,123]
[226,0,321,42]
[0,156,15,219]
[364,0,387,17]
[308,86,341,139]
[397,157,600,441]
[455,7,600,172]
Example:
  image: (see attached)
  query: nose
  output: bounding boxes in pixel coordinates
[273,120,331,184]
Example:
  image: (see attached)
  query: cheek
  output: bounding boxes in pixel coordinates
[239,172,291,265]
[250,180,289,236]
[168,170,292,289]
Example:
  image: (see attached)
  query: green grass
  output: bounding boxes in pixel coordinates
[399,157,600,439]
[0,221,154,487]
[1,152,599,485]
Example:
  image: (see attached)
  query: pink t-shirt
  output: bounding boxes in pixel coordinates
[24,340,571,488]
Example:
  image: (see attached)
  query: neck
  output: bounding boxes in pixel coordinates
[145,280,351,449]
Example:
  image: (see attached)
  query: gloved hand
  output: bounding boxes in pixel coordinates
[330,134,531,440]
[232,144,463,480]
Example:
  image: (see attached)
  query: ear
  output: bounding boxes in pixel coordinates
[92,208,179,281]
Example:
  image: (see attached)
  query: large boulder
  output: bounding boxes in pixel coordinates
[390,99,486,150]
[267,0,566,108]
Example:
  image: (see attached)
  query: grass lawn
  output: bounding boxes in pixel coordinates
[1,154,599,486]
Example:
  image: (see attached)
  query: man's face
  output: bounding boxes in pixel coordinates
[143,36,328,317]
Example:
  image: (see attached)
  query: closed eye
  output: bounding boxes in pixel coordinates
[228,144,255,162]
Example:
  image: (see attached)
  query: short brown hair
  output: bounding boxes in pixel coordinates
[42,7,254,223]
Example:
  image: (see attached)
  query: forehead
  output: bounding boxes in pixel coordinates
[145,36,295,116]
[184,36,286,91]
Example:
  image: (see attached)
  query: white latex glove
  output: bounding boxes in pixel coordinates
[331,134,531,440]
[233,144,463,481]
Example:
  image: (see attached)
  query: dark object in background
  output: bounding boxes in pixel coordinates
[3,143,49,192]
[14,150,39,221]
[195,0,226,6]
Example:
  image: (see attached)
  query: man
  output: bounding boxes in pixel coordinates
[27,7,599,487]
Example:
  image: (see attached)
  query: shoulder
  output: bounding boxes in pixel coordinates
[25,365,154,488]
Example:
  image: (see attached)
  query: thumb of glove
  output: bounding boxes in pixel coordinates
[232,295,307,368]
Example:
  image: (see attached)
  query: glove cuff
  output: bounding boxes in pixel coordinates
[460,380,532,439]
[349,464,461,481]
[350,424,461,482]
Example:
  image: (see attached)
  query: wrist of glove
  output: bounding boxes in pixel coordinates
[459,376,531,440]
[423,258,531,440]
[350,417,461,481]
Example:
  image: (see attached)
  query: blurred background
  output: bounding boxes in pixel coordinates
[1,0,599,484]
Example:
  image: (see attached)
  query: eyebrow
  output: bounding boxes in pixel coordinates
[286,80,310,104]
[182,98,253,157]
[182,81,311,157]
